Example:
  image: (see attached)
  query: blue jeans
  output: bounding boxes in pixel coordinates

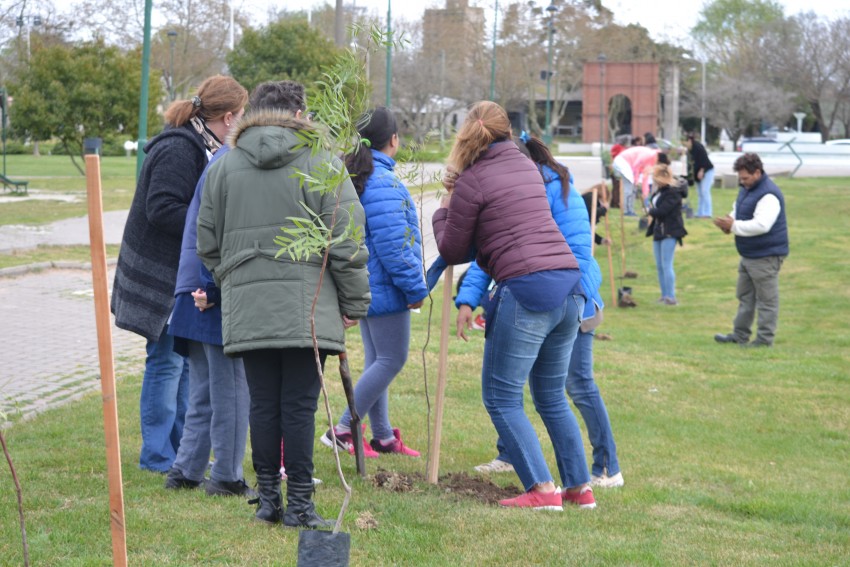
[495,329,620,478]
[482,286,589,491]
[139,326,190,472]
[653,237,678,300]
[697,168,715,217]
[171,340,250,482]
[339,310,410,441]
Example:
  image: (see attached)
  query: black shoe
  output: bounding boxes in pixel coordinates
[283,481,334,530]
[164,468,203,490]
[714,333,745,344]
[251,471,283,524]
[206,478,258,498]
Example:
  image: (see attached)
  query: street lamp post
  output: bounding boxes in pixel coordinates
[386,0,392,107]
[543,3,557,145]
[489,0,499,101]
[167,31,178,101]
[598,53,607,178]
[700,59,706,143]
[16,14,42,61]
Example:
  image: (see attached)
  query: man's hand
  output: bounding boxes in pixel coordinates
[191,288,214,312]
[456,304,474,342]
[342,315,359,329]
[713,215,734,234]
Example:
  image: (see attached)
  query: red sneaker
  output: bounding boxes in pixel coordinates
[499,489,563,511]
[369,428,420,457]
[562,486,597,509]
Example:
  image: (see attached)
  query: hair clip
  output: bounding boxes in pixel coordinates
[519,130,530,143]
[192,96,202,108]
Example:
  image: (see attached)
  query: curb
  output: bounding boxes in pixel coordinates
[0,257,118,278]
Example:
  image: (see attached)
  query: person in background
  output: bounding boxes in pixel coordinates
[611,145,663,217]
[646,163,688,306]
[713,153,788,347]
[462,133,623,490]
[321,107,427,459]
[197,80,371,527]
[111,75,248,473]
[433,101,595,511]
[686,133,715,218]
[644,132,660,149]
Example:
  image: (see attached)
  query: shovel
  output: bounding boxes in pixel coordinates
[338,351,366,477]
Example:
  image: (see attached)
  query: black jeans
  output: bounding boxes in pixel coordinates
[241,348,325,485]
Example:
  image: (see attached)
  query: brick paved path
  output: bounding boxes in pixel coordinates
[0,266,145,424]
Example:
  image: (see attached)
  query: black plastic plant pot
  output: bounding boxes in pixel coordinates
[297,530,350,567]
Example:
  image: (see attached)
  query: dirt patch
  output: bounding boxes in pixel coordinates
[371,469,521,506]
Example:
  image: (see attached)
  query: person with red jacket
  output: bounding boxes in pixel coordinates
[432,101,595,511]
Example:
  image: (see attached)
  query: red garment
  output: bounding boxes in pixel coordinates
[610,144,625,159]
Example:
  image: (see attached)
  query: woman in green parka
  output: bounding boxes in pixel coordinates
[197,80,371,528]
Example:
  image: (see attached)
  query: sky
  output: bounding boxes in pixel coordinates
[244,0,849,48]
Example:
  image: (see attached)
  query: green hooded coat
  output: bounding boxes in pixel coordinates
[197,110,370,356]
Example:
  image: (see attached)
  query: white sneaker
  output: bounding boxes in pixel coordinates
[590,471,624,488]
[474,458,515,474]
[280,465,322,486]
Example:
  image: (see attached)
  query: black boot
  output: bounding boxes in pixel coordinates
[283,481,333,529]
[250,471,283,525]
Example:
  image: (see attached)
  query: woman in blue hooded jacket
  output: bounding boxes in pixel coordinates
[458,134,623,489]
[321,107,427,458]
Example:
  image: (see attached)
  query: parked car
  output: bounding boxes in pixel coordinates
[736,137,779,151]
[825,139,850,146]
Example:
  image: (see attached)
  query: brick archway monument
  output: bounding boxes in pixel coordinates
[582,61,660,143]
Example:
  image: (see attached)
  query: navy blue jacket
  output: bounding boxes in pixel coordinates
[168,146,229,346]
[734,174,789,259]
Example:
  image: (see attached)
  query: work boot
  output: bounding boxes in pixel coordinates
[249,470,283,525]
[164,467,203,490]
[283,480,333,529]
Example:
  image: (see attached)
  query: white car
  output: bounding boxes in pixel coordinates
[825,139,850,145]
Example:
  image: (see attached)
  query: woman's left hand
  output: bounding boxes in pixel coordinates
[342,315,359,329]
[191,288,214,312]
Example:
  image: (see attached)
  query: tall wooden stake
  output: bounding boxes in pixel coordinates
[85,154,128,567]
[619,180,627,277]
[427,265,453,484]
[603,212,617,306]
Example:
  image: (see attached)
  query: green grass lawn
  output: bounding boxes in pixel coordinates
[1,177,848,565]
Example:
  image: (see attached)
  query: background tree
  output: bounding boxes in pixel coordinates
[704,75,793,142]
[226,19,342,94]
[9,40,162,173]
[761,12,850,141]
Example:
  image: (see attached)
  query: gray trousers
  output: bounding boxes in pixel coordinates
[172,340,250,482]
[733,255,785,345]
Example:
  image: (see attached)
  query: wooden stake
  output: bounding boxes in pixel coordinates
[619,180,627,277]
[85,154,128,567]
[427,264,453,484]
[590,184,599,257]
[603,211,617,307]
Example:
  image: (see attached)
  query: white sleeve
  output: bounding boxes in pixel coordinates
[732,194,781,237]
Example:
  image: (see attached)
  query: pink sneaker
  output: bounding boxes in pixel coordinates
[321,425,379,458]
[499,489,562,511]
[369,428,420,457]
[562,486,597,509]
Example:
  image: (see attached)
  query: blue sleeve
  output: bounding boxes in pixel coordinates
[455,261,491,309]
[199,264,220,305]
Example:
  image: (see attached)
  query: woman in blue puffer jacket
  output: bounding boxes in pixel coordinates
[459,133,624,489]
[321,107,427,458]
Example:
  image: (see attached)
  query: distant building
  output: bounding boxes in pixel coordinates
[423,0,486,99]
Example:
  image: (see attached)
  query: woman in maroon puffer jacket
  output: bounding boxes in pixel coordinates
[432,101,596,510]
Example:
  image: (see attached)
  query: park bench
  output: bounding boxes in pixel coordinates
[0,173,28,194]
